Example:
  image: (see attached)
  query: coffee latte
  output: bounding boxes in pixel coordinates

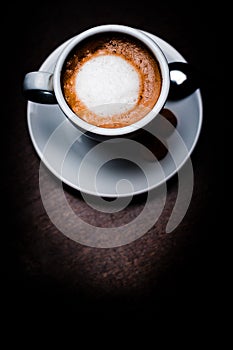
[61,32,162,128]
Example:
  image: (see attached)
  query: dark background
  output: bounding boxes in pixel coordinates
[2,0,225,328]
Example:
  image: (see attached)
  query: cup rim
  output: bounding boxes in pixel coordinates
[54,24,170,136]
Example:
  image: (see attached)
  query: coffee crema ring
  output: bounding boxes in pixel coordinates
[62,33,162,128]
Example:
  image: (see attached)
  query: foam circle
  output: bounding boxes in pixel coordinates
[75,55,140,117]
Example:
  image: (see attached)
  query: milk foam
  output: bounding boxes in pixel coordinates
[75,55,140,117]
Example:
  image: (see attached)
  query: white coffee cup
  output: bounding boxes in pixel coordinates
[23,24,172,139]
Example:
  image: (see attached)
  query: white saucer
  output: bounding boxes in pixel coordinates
[27,32,203,198]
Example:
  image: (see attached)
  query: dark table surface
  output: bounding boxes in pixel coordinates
[2,1,225,326]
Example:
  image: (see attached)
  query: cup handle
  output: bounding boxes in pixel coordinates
[23,71,57,104]
[168,62,200,100]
